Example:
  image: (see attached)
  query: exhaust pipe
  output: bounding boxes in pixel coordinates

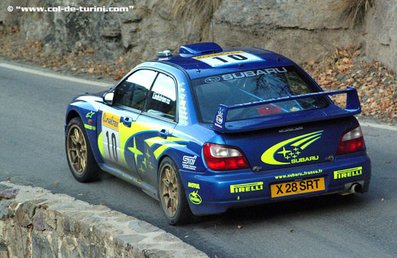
[348,183,363,194]
[351,183,363,193]
[340,182,364,195]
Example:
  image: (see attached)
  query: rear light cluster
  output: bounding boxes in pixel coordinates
[336,126,365,155]
[203,143,249,171]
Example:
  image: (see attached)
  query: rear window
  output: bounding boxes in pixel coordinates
[192,66,328,123]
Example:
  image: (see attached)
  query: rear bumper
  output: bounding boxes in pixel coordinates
[180,154,371,216]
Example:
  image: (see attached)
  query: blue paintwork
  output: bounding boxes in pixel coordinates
[65,42,371,216]
[182,154,371,215]
[179,42,223,57]
[213,87,361,133]
[158,47,294,79]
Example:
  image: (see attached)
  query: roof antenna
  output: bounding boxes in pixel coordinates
[211,15,215,42]
[195,63,201,73]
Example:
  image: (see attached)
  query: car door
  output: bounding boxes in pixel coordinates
[134,72,178,187]
[99,69,158,178]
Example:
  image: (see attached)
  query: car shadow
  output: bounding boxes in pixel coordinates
[190,193,369,226]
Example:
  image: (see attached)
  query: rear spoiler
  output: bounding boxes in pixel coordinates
[212,87,361,133]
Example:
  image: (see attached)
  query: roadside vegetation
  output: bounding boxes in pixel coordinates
[335,0,373,27]
[171,0,222,40]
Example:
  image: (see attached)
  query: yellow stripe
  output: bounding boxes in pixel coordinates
[97,132,104,157]
[153,144,183,159]
[291,133,322,147]
[300,136,321,150]
[145,136,187,147]
[153,145,168,159]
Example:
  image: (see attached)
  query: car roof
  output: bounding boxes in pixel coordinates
[146,42,296,79]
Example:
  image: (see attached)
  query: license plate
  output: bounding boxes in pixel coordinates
[270,177,325,198]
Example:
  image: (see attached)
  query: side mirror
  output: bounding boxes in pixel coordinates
[103,92,114,105]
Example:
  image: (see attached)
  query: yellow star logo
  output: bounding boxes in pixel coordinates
[128,137,142,166]
[277,147,291,158]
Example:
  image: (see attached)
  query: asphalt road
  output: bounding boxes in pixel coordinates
[1,61,396,258]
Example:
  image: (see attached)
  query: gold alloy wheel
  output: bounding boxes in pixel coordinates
[67,125,88,175]
[160,164,179,218]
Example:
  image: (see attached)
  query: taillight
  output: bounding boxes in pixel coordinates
[203,143,249,171]
[337,126,365,155]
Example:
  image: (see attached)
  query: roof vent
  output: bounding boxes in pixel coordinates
[179,42,223,57]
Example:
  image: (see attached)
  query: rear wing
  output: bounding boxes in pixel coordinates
[212,87,361,133]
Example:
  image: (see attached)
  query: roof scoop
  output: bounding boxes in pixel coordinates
[179,42,223,57]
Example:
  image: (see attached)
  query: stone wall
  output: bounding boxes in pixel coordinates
[0,0,396,71]
[212,0,361,63]
[0,182,207,258]
[365,0,397,73]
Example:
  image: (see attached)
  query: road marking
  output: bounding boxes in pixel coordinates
[359,120,397,131]
[0,63,111,87]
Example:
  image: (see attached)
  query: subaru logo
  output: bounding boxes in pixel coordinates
[204,76,221,83]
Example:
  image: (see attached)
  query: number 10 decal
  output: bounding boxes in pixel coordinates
[213,54,248,63]
[101,112,121,163]
[193,51,263,67]
[105,131,118,161]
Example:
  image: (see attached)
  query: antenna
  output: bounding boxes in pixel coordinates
[195,63,201,73]
[211,15,215,42]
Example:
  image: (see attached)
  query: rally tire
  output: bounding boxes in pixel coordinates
[65,117,100,182]
[159,157,192,225]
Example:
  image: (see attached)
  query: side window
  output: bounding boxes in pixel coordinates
[146,73,177,120]
[113,70,157,110]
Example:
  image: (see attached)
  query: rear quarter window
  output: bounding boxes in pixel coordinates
[145,73,177,120]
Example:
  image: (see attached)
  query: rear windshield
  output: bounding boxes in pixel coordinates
[192,66,328,123]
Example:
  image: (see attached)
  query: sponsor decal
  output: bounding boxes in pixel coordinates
[274,169,323,180]
[84,124,96,131]
[189,191,202,205]
[230,182,264,194]
[261,131,323,165]
[203,67,288,83]
[222,67,287,81]
[86,111,95,118]
[102,112,120,131]
[214,107,224,128]
[204,76,221,84]
[187,182,200,189]
[182,155,197,170]
[278,126,304,133]
[101,112,121,162]
[152,92,171,104]
[334,166,363,179]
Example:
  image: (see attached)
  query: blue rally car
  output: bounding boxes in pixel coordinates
[65,42,371,224]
